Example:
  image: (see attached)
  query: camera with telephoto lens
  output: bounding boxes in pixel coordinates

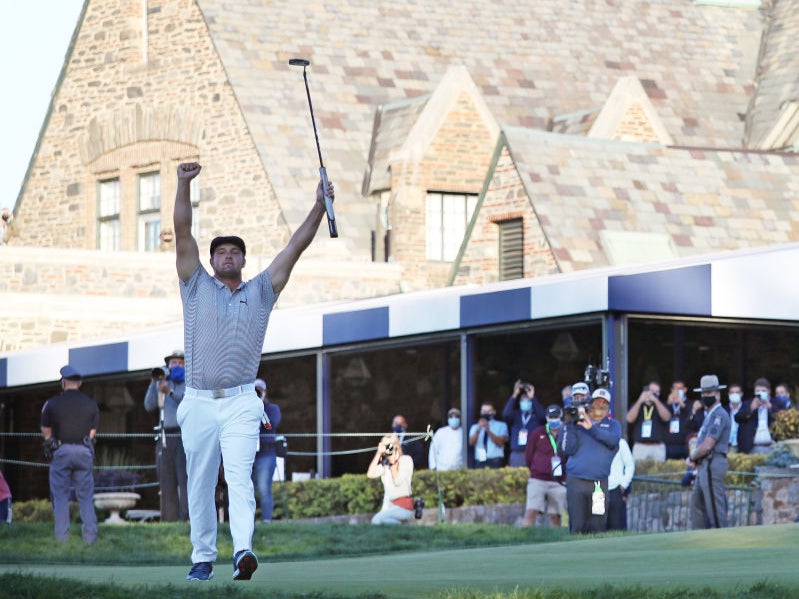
[383,441,396,457]
[584,362,611,392]
[563,395,588,424]
[414,498,425,519]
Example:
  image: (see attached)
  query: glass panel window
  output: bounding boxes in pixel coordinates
[97,178,120,251]
[425,192,477,261]
[137,172,161,252]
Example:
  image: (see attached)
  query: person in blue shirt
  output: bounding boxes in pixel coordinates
[252,378,281,522]
[559,387,621,534]
[468,402,509,468]
[503,380,546,467]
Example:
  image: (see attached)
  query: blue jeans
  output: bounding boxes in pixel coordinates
[253,452,277,522]
[371,504,413,525]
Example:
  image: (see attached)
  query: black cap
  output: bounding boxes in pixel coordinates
[546,404,563,419]
[210,235,246,257]
[59,365,82,380]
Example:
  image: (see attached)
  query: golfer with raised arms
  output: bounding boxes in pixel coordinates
[174,162,333,582]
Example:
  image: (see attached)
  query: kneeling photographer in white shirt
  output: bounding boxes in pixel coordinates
[367,434,415,525]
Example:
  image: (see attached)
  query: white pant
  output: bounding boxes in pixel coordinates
[177,388,262,564]
[632,442,666,462]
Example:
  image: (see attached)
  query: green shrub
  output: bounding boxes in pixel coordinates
[11,498,84,523]
[770,407,799,441]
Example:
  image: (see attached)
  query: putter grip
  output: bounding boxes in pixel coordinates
[319,167,338,238]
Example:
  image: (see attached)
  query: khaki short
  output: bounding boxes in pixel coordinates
[525,478,566,515]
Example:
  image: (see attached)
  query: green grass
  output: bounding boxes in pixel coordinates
[0,522,797,598]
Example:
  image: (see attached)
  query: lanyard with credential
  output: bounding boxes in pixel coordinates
[545,423,559,453]
[643,405,654,421]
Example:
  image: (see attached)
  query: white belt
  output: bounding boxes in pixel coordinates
[185,384,255,399]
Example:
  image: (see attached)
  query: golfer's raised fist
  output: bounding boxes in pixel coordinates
[316,179,335,204]
[178,162,202,180]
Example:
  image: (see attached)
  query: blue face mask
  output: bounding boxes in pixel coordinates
[547,419,561,430]
[448,417,461,429]
[776,394,789,403]
[519,399,533,412]
[168,365,185,383]
[392,424,406,434]
[757,390,769,400]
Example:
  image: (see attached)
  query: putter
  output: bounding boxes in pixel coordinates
[289,58,338,238]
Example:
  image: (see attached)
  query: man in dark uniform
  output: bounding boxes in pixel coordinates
[40,365,99,544]
[686,374,731,529]
[144,349,189,521]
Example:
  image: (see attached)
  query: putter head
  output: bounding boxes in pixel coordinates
[289,58,310,67]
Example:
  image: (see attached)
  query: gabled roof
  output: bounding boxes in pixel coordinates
[499,127,799,273]
[363,66,499,195]
[196,0,765,252]
[745,0,799,149]
[588,77,673,145]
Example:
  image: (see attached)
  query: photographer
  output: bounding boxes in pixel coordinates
[468,402,508,469]
[367,434,415,525]
[144,349,188,522]
[559,388,621,534]
[626,381,670,462]
[503,380,546,467]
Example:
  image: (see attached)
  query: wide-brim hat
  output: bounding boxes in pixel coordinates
[694,374,726,392]
[164,349,185,365]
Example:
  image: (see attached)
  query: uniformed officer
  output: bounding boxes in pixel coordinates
[144,349,188,521]
[40,365,100,543]
[686,374,731,529]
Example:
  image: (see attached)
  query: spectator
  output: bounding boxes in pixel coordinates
[734,378,775,454]
[253,378,281,523]
[40,365,99,544]
[392,415,426,469]
[773,382,793,412]
[468,402,508,469]
[428,408,464,471]
[727,384,744,453]
[626,381,669,462]
[559,388,621,534]
[172,162,333,582]
[561,385,573,401]
[687,374,731,529]
[0,469,11,524]
[607,437,634,531]
[143,349,189,522]
[503,380,546,467]
[522,405,567,528]
[367,433,414,525]
[664,380,693,460]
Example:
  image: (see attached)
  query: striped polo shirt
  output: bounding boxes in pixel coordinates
[180,264,277,390]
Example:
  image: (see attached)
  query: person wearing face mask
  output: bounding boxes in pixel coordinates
[428,408,464,471]
[773,383,793,412]
[391,415,426,469]
[503,380,547,467]
[663,380,698,460]
[522,405,567,527]
[733,378,775,455]
[468,402,509,469]
[686,374,731,528]
[726,384,745,454]
[626,381,670,462]
[144,349,189,522]
[559,388,621,534]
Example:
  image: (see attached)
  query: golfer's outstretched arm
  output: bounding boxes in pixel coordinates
[268,179,332,294]
[174,163,202,283]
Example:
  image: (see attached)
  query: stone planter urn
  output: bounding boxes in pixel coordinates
[782,439,799,460]
[93,492,141,524]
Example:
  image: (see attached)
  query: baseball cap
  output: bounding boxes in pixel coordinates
[254,378,267,391]
[59,365,82,380]
[546,404,563,419]
[447,407,461,416]
[163,349,185,365]
[210,235,246,257]
[571,382,590,396]
[591,388,611,403]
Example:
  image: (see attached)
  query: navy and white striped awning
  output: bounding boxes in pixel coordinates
[2,242,798,388]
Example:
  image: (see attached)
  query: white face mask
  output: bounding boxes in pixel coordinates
[729,393,742,405]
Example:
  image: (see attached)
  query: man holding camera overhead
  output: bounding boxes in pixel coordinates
[503,380,546,467]
[144,349,189,522]
[367,434,415,525]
